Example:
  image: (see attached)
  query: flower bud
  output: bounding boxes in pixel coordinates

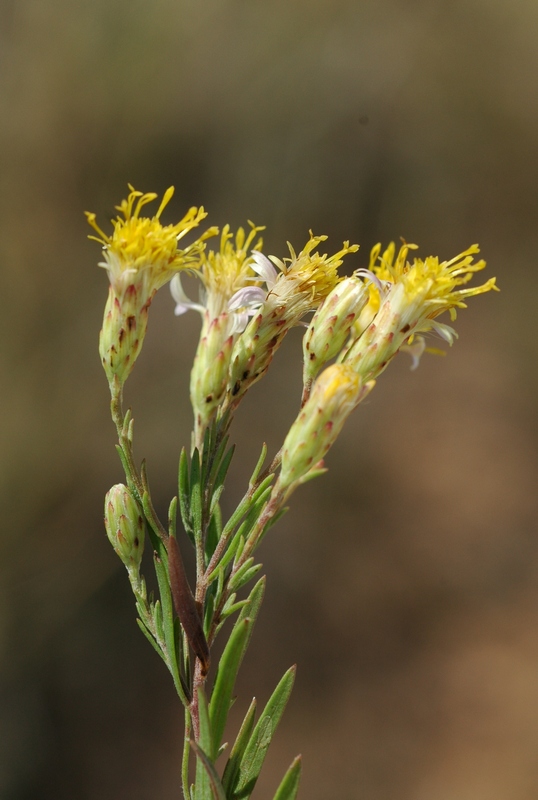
[303,276,368,386]
[279,364,373,490]
[99,285,151,387]
[104,484,145,576]
[190,311,234,448]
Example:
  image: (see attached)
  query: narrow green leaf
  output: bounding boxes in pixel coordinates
[213,443,235,491]
[236,577,265,630]
[205,502,222,562]
[256,507,288,550]
[222,698,257,792]
[190,448,202,537]
[178,448,192,535]
[229,559,263,593]
[201,424,214,485]
[136,618,165,662]
[212,577,265,755]
[195,689,216,800]
[230,665,296,798]
[209,618,251,759]
[272,756,302,800]
[153,599,165,643]
[249,473,275,505]
[191,739,227,800]
[220,599,249,620]
[207,526,245,584]
[249,442,267,488]
[203,588,215,640]
[168,496,178,538]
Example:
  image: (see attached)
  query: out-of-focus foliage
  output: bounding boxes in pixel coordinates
[1,0,538,797]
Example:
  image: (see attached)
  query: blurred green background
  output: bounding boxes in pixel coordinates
[1,0,538,797]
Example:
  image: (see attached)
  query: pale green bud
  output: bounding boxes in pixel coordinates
[190,311,234,447]
[227,307,292,403]
[99,285,151,388]
[280,364,374,490]
[104,484,145,576]
[342,282,410,381]
[303,276,368,386]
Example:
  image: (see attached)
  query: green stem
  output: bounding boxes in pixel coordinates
[182,709,192,800]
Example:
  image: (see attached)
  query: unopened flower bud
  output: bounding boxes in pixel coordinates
[279,364,373,490]
[99,285,150,387]
[104,484,145,577]
[303,276,368,386]
[190,311,234,448]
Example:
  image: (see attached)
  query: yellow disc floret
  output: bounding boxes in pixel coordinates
[200,222,265,317]
[86,185,217,301]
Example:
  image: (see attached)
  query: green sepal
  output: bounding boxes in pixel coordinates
[194,688,216,800]
[209,617,251,759]
[228,665,296,798]
[222,698,257,793]
[272,756,302,800]
[191,739,226,800]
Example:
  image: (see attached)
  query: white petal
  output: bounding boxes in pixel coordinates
[430,320,457,344]
[170,274,204,315]
[354,268,390,294]
[400,336,426,370]
[229,311,249,335]
[228,286,266,311]
[251,250,278,288]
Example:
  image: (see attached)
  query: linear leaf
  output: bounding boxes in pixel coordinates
[136,618,165,662]
[194,689,215,800]
[222,699,257,793]
[248,442,267,488]
[213,443,235,491]
[191,740,227,800]
[230,666,296,798]
[209,618,251,759]
[272,756,302,800]
[178,448,193,539]
[190,448,202,537]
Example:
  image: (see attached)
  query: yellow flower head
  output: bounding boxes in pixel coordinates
[201,222,264,306]
[343,241,498,380]
[363,241,498,333]
[267,233,359,315]
[86,185,217,301]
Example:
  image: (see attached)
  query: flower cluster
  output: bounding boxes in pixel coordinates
[88,187,497,482]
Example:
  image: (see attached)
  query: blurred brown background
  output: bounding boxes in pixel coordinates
[1,0,538,797]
